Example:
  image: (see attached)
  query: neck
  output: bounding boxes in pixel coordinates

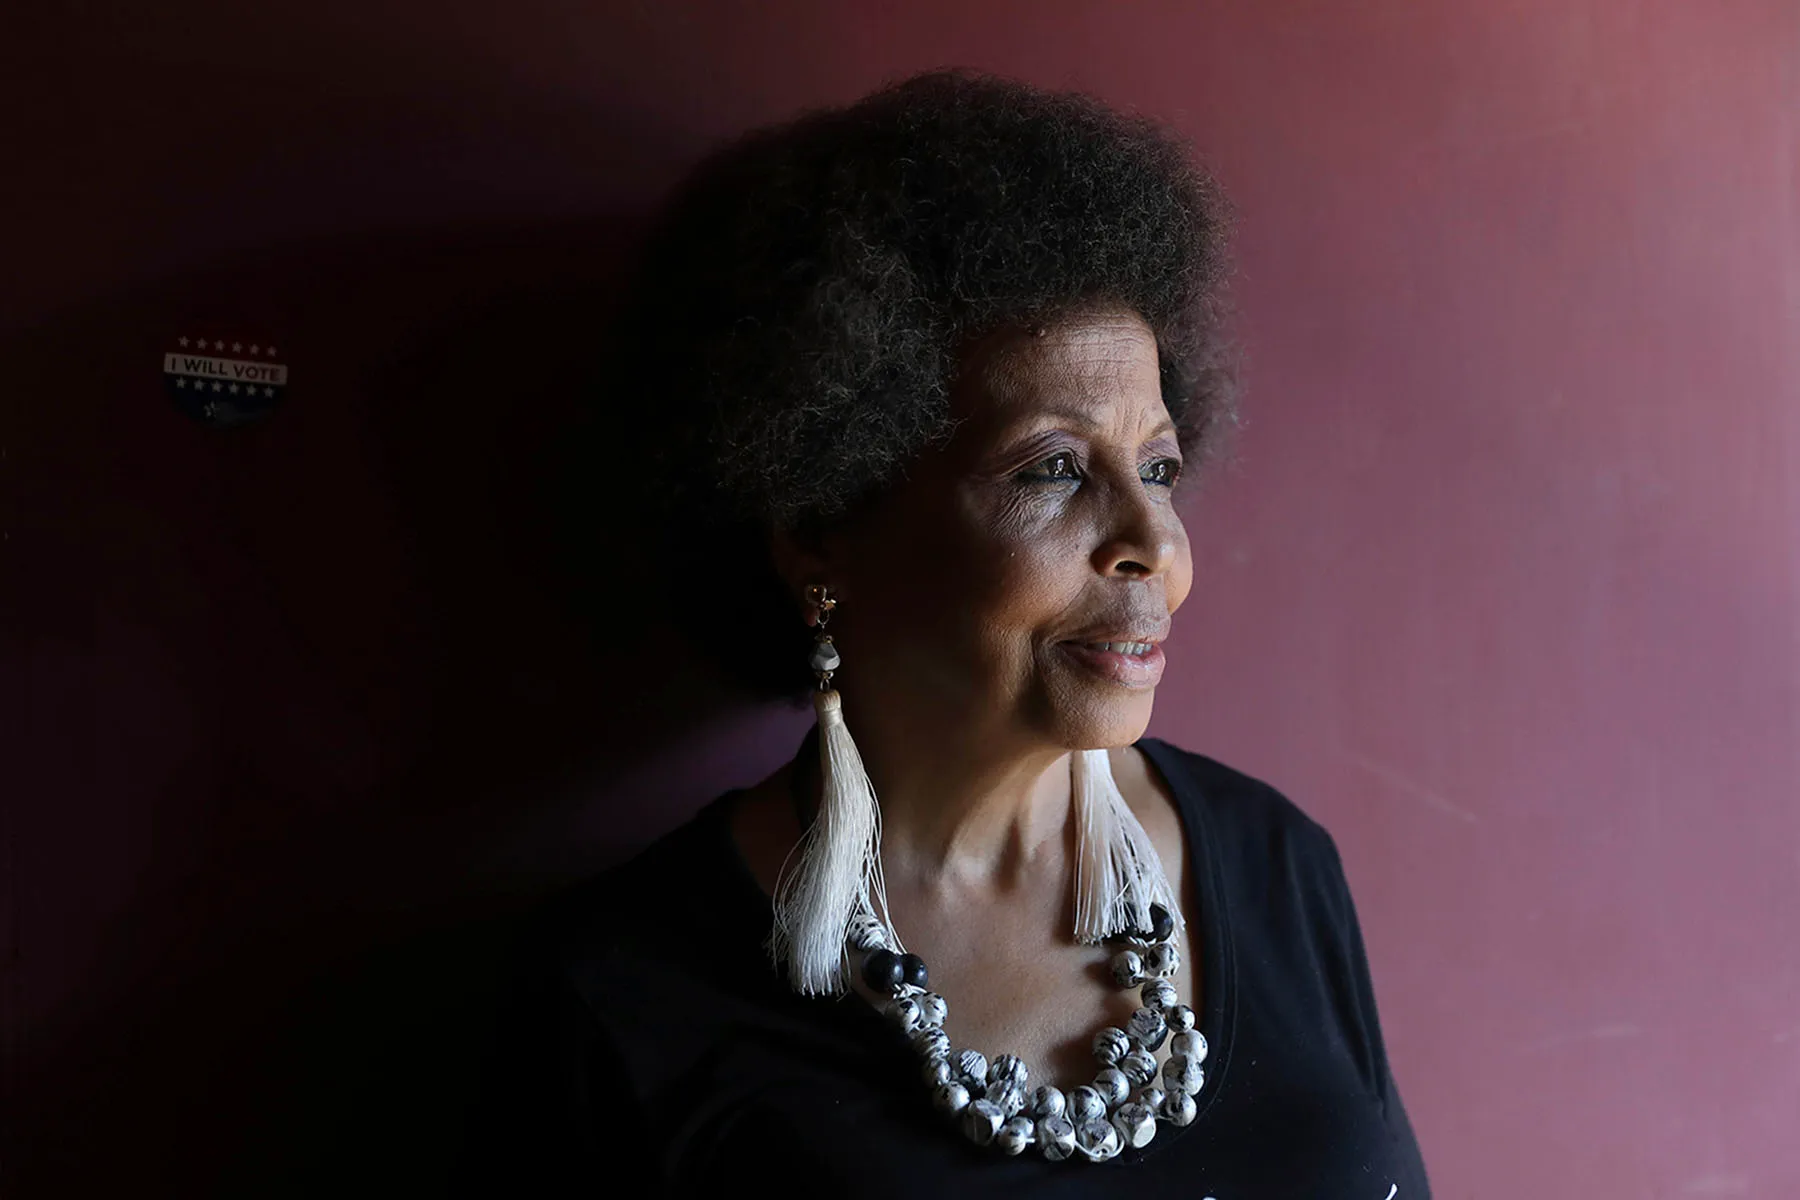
[812,682,1084,894]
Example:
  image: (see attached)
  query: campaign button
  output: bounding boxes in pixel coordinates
[164,334,288,428]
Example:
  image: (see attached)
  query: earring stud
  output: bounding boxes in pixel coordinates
[806,585,841,685]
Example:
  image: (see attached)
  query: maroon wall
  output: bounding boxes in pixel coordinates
[6,2,1796,1195]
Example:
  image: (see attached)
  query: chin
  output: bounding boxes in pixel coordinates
[1029,640,1164,749]
[1041,688,1156,751]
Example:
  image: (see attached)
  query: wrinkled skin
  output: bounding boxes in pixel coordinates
[734,303,1201,1082]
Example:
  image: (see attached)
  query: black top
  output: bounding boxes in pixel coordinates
[458,737,1432,1199]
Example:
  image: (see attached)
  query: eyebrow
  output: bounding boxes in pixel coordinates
[1004,403,1178,443]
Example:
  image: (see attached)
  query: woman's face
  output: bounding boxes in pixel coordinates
[823,304,1194,752]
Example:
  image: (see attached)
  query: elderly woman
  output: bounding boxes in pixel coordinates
[462,70,1430,1197]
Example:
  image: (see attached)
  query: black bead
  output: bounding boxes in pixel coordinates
[898,953,929,990]
[862,947,904,991]
[1148,904,1175,943]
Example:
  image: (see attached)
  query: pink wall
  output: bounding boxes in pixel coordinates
[6,2,1796,1195]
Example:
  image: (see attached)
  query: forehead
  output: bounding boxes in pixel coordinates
[953,307,1165,431]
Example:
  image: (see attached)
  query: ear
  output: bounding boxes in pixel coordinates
[769,523,841,626]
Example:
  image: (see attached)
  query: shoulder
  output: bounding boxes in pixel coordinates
[459,806,747,1197]
[1138,736,1351,899]
[517,792,748,986]
[1140,737,1338,851]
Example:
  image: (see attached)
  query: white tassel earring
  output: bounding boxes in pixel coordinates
[768,584,906,996]
[1070,747,1184,945]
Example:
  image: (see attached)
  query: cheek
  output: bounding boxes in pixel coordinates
[970,487,1085,607]
[873,488,1084,657]
[974,539,1084,644]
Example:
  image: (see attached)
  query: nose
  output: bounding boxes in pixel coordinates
[1090,484,1178,579]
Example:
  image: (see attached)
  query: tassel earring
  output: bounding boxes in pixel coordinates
[1070,747,1185,945]
[768,584,906,995]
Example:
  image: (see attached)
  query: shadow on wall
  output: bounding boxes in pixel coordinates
[4,208,765,1194]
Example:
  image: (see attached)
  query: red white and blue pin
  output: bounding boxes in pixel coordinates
[164,335,287,427]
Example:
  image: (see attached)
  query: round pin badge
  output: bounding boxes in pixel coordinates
[164,334,288,427]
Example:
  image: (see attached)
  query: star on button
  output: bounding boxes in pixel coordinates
[228,383,240,394]
[178,336,189,347]
[267,347,278,356]
[175,378,188,388]
[232,342,242,352]
[249,344,259,355]
[211,381,222,391]
[262,387,275,397]
[213,340,226,351]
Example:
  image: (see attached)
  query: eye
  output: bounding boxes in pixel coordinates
[1018,449,1083,483]
[1141,457,1183,487]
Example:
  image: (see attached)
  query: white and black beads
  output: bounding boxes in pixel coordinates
[1110,949,1146,988]
[1126,1006,1168,1051]
[1037,1114,1077,1161]
[1159,1088,1198,1127]
[1140,978,1178,1012]
[962,1099,1005,1146]
[1075,1117,1122,1161]
[934,1080,971,1115]
[912,1027,951,1060]
[887,996,928,1034]
[1162,1053,1205,1096]
[996,1115,1035,1156]
[1171,1030,1208,1063]
[1066,1085,1106,1125]
[1144,941,1181,979]
[873,897,1207,1163]
[1119,1047,1158,1088]
[1112,1101,1157,1149]
[1092,1026,1131,1066]
[989,1053,1029,1093]
[847,911,890,952]
[987,1081,1027,1120]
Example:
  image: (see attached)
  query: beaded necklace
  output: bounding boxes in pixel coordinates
[789,750,1209,1162]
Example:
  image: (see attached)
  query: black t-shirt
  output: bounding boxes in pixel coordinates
[458,737,1432,1198]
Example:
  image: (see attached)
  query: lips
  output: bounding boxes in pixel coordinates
[1076,639,1158,657]
[1060,621,1171,651]
[1056,633,1168,688]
